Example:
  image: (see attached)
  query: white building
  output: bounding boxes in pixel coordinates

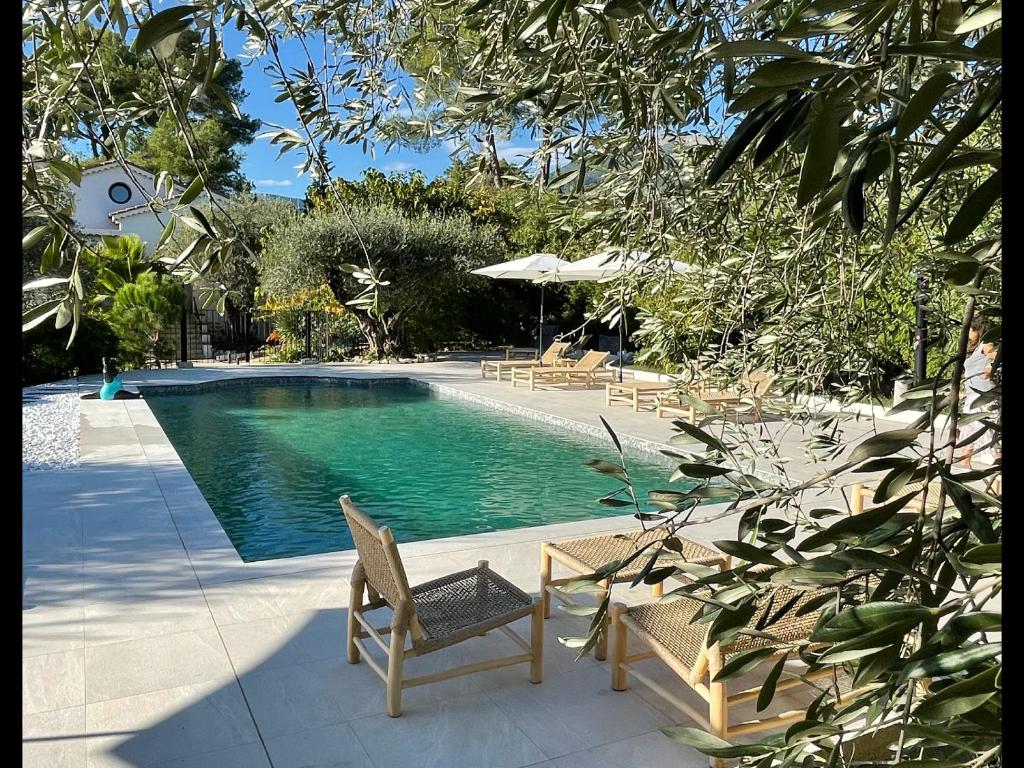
[70,160,226,253]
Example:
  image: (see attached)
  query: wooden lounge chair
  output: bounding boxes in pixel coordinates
[541,528,728,660]
[605,380,673,412]
[480,341,570,381]
[610,582,867,766]
[510,350,613,390]
[656,372,776,421]
[849,477,943,514]
[340,495,543,717]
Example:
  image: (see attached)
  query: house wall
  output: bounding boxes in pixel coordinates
[116,213,169,252]
[73,165,167,231]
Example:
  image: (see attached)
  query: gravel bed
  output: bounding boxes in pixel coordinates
[23,381,81,472]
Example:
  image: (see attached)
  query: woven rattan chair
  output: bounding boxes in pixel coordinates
[480,341,570,381]
[510,350,612,390]
[541,528,729,660]
[340,495,543,717]
[610,583,865,766]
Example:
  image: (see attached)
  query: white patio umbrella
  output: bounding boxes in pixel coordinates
[471,253,572,357]
[538,250,691,381]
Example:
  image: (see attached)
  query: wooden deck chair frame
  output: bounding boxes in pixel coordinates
[656,372,776,422]
[540,532,729,661]
[510,350,613,390]
[341,495,543,717]
[609,594,874,768]
[480,341,570,381]
[848,478,942,515]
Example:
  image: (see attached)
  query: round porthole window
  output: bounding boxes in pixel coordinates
[108,182,133,205]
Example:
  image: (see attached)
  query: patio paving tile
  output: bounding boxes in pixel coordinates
[23,705,86,768]
[84,681,259,768]
[145,742,270,768]
[83,592,215,647]
[84,628,235,704]
[201,569,351,626]
[544,730,707,767]
[349,691,548,768]
[264,722,375,768]
[487,664,673,759]
[23,649,86,715]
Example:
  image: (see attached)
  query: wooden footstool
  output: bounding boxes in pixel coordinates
[540,528,729,660]
[605,381,672,412]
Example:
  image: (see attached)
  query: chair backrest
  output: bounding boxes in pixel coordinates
[339,495,414,609]
[575,350,611,371]
[741,371,776,396]
[541,341,570,366]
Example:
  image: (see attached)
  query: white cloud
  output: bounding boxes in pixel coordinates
[496,145,536,163]
[255,179,294,188]
[383,161,414,173]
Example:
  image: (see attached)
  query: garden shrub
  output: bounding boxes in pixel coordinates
[22,315,118,386]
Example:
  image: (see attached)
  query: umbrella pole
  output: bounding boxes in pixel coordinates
[618,296,625,383]
[538,283,545,358]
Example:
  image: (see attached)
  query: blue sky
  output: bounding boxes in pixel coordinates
[224,29,538,197]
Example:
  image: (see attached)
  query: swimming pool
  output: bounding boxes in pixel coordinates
[147,379,690,562]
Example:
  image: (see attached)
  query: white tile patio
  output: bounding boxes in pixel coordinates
[23,360,905,768]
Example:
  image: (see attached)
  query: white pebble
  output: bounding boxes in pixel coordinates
[22,382,80,472]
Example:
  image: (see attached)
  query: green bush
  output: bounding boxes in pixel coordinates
[22,315,119,386]
[106,272,186,369]
[259,204,507,356]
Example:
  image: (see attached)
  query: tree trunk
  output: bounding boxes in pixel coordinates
[540,124,552,189]
[485,126,503,188]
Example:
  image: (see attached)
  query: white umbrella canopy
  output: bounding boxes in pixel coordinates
[537,249,692,380]
[470,253,571,280]
[538,249,691,282]
[471,253,573,356]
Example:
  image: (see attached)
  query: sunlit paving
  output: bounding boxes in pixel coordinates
[24,1,1001,767]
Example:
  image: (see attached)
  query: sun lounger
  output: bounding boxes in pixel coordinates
[480,341,570,381]
[510,350,613,390]
[605,380,673,411]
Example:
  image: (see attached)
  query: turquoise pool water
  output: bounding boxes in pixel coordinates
[147,380,688,562]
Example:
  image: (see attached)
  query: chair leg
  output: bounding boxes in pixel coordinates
[595,581,610,661]
[530,599,544,683]
[540,546,553,619]
[707,648,729,768]
[348,564,366,664]
[386,626,407,717]
[851,483,864,515]
[610,603,628,691]
[347,588,362,664]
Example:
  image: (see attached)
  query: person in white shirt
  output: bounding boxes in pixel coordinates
[959,318,997,467]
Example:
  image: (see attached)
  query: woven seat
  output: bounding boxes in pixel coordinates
[540,528,729,661]
[622,584,827,671]
[341,496,543,716]
[548,529,724,583]
[611,582,870,768]
[411,566,535,651]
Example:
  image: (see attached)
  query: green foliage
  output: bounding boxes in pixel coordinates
[85,29,259,193]
[105,271,185,369]
[22,315,118,387]
[199,195,302,311]
[259,204,508,356]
